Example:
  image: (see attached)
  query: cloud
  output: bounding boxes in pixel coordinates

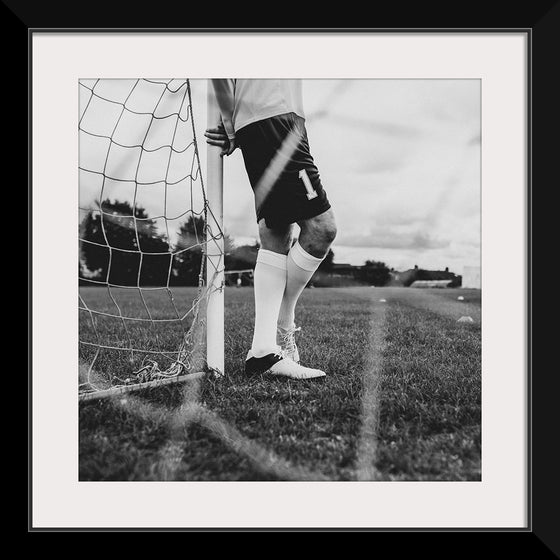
[225,199,258,236]
[327,113,422,139]
[337,228,450,251]
[409,232,450,250]
[355,155,408,174]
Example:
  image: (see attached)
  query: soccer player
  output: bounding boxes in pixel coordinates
[205,79,337,379]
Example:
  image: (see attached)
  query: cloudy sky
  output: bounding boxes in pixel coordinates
[80,79,480,274]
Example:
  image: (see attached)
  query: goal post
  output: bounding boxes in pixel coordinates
[205,82,225,376]
[78,78,225,399]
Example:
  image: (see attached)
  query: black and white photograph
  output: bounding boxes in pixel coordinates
[30,29,531,531]
[78,77,481,481]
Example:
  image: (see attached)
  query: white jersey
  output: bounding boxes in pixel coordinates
[210,79,305,139]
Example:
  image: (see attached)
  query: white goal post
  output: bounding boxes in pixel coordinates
[205,83,225,376]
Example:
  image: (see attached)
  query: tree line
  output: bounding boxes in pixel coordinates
[80,199,391,287]
[81,200,215,286]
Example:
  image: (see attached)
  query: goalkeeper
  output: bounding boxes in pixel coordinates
[205,79,337,380]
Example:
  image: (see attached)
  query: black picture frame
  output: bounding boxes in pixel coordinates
[22,4,552,549]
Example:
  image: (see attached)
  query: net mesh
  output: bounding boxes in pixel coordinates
[78,79,223,399]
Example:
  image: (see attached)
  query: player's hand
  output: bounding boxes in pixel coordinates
[204,125,237,157]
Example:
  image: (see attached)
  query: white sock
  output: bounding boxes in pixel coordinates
[278,241,324,330]
[250,249,288,358]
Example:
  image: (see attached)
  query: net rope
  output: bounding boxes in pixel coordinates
[78,79,223,396]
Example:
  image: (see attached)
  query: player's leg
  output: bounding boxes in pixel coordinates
[259,114,336,360]
[237,113,328,377]
[277,209,337,339]
[249,220,292,359]
[246,219,326,379]
[258,219,293,256]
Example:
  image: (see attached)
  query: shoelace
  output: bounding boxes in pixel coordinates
[279,326,301,356]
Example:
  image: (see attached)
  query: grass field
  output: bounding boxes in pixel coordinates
[79,286,481,481]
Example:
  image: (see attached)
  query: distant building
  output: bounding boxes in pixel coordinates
[410,279,453,288]
[389,267,461,288]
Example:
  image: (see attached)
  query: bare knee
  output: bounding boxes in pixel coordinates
[298,209,337,257]
[258,220,293,254]
[321,213,338,245]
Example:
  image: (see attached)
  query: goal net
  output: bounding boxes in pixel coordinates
[79,79,223,400]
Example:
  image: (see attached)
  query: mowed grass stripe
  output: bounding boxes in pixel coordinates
[355,302,387,480]
[375,300,481,480]
[381,288,481,324]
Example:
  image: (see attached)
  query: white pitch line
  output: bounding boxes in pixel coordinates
[117,377,328,481]
[111,375,204,481]
[156,441,186,480]
[355,303,387,481]
[156,373,204,480]
[187,403,329,481]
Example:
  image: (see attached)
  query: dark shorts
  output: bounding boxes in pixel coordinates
[236,112,331,229]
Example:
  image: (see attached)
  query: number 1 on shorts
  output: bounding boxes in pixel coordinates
[299,169,318,200]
